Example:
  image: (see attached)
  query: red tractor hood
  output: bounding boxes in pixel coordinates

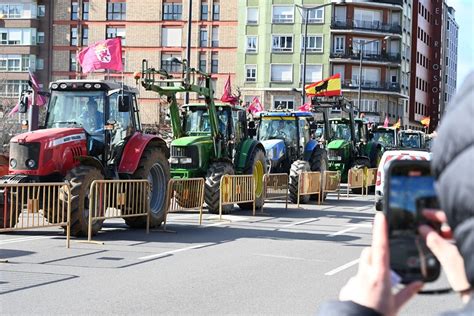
[11,128,86,146]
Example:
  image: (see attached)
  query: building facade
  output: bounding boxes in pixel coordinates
[51,0,237,126]
[0,0,51,106]
[237,0,332,110]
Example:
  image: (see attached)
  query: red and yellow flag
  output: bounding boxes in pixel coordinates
[420,116,430,127]
[392,118,401,129]
[305,73,342,97]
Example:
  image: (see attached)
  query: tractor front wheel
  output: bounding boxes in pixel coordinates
[309,147,328,201]
[205,162,234,214]
[238,148,266,210]
[289,160,311,204]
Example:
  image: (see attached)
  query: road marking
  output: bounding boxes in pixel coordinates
[254,253,327,262]
[0,236,54,245]
[325,259,360,276]
[328,223,372,237]
[281,218,318,228]
[138,244,206,260]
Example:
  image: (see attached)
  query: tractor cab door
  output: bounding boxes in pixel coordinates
[108,92,135,163]
[298,119,311,157]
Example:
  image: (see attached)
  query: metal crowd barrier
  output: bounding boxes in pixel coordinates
[322,171,341,202]
[263,173,288,210]
[88,179,149,242]
[365,168,378,195]
[219,174,255,220]
[297,172,322,207]
[347,167,365,196]
[0,182,71,248]
[164,178,205,229]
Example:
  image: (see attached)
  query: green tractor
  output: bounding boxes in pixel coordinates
[312,97,383,184]
[140,59,266,213]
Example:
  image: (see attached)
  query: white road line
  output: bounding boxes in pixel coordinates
[328,223,372,237]
[138,244,206,260]
[281,218,318,228]
[0,236,54,245]
[325,259,360,276]
[254,253,327,262]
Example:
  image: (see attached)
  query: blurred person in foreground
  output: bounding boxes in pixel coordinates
[318,71,474,316]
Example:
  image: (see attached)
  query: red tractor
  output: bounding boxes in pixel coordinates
[0,80,170,236]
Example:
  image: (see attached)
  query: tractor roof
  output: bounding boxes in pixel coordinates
[260,111,313,118]
[183,103,246,111]
[50,79,138,94]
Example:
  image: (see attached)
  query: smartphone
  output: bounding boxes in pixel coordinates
[384,159,441,284]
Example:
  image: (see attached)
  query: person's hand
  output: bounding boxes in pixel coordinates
[419,210,471,303]
[339,212,423,315]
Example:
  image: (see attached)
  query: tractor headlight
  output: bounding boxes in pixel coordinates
[59,83,67,89]
[26,159,36,169]
[170,157,179,164]
[180,157,193,164]
[9,158,17,169]
[84,83,92,89]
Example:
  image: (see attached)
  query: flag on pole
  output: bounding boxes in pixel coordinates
[421,116,430,127]
[383,115,389,128]
[298,103,312,112]
[220,75,239,105]
[247,97,263,114]
[9,70,47,116]
[77,38,123,74]
[305,73,342,97]
[392,118,401,129]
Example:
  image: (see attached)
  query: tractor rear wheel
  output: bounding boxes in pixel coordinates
[309,147,328,201]
[289,160,311,204]
[350,158,370,195]
[205,162,234,214]
[124,146,170,228]
[63,165,104,237]
[238,148,266,210]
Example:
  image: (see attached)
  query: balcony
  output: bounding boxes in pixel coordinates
[342,79,401,93]
[331,19,402,35]
[330,50,401,63]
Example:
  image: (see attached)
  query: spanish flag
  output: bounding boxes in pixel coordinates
[305,73,342,97]
[421,116,430,127]
[392,118,401,129]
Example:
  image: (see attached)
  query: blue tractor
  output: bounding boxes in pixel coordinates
[256,111,329,204]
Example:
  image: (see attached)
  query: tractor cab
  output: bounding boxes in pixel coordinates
[371,126,398,149]
[399,130,425,149]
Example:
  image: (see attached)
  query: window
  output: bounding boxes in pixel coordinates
[199,28,208,47]
[353,38,380,56]
[70,52,76,72]
[352,66,381,85]
[355,99,378,112]
[273,97,294,110]
[0,4,23,18]
[82,27,89,46]
[211,53,218,73]
[21,55,30,71]
[107,1,126,20]
[37,32,45,44]
[163,2,182,20]
[83,2,89,20]
[271,64,292,82]
[201,3,208,20]
[247,8,258,24]
[334,36,345,53]
[161,53,181,73]
[211,27,219,47]
[302,35,323,53]
[272,35,293,52]
[71,2,79,20]
[0,80,29,97]
[70,27,78,46]
[37,58,44,70]
[162,28,182,47]
[304,8,324,23]
[212,3,220,21]
[354,8,382,24]
[38,5,46,17]
[246,36,257,53]
[272,6,293,23]
[199,53,206,72]
[106,27,126,46]
[0,28,34,45]
[245,65,257,82]
[300,64,323,83]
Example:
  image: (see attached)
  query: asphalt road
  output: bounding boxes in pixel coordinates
[0,193,462,315]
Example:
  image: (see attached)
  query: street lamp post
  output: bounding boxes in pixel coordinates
[184,0,193,104]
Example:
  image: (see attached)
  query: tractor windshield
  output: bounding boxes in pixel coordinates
[330,122,352,141]
[399,133,422,148]
[373,130,396,147]
[184,109,229,136]
[46,90,105,136]
[258,118,297,144]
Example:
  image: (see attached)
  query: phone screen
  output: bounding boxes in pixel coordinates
[386,161,441,283]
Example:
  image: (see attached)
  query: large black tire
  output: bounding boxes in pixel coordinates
[205,162,234,214]
[309,147,328,201]
[289,160,311,204]
[350,158,371,195]
[124,146,170,228]
[238,148,266,210]
[63,165,104,237]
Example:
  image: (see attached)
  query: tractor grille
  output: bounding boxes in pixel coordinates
[170,145,200,169]
[10,142,40,170]
[328,149,343,161]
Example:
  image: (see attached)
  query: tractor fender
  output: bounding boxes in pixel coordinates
[118,133,169,174]
[76,156,106,175]
[303,139,320,161]
[234,139,266,173]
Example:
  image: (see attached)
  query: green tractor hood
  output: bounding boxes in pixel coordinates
[327,139,348,150]
[171,135,213,146]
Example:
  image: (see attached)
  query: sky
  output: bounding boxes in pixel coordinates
[447,0,474,87]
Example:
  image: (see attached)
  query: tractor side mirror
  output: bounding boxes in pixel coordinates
[18,92,29,114]
[118,94,131,112]
[247,121,256,137]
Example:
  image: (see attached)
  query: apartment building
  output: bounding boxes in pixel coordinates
[51,0,237,126]
[237,0,332,110]
[329,0,406,125]
[0,0,51,106]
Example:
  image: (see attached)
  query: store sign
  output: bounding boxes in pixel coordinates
[430,0,443,132]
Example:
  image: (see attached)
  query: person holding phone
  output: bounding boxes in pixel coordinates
[318,71,474,315]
